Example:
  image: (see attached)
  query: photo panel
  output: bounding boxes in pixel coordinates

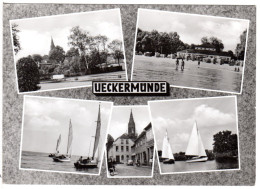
[10,8,127,94]
[132,9,249,94]
[19,96,113,175]
[148,96,239,174]
[106,105,155,178]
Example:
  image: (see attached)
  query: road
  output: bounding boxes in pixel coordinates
[39,71,127,91]
[132,55,243,93]
[112,163,152,177]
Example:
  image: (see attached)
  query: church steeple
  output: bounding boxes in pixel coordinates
[128,109,136,140]
[50,36,55,50]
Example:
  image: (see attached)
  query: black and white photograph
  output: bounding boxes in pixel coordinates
[132,9,249,94]
[19,96,113,175]
[10,9,127,93]
[106,106,154,178]
[148,96,239,174]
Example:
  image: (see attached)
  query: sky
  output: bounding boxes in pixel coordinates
[11,9,123,60]
[22,96,113,156]
[149,97,238,153]
[138,9,249,52]
[108,106,151,140]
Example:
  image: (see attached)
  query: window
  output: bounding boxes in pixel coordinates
[121,146,124,152]
[116,146,119,152]
[126,146,129,152]
[121,155,124,161]
[121,139,124,144]
[126,139,129,144]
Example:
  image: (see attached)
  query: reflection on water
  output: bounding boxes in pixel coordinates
[21,151,99,174]
[133,56,242,93]
[160,160,239,173]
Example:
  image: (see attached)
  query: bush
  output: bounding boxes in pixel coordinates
[16,57,41,92]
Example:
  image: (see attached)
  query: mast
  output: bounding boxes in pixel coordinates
[56,134,61,153]
[92,103,101,160]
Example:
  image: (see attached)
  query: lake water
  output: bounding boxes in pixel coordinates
[160,160,239,173]
[21,151,100,174]
[133,56,242,93]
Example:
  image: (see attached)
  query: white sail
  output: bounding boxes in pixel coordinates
[66,119,73,157]
[92,104,101,161]
[161,131,174,160]
[185,121,206,157]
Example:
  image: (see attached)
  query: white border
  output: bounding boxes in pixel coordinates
[19,95,114,176]
[9,8,128,94]
[131,8,250,95]
[105,105,155,178]
[147,95,240,175]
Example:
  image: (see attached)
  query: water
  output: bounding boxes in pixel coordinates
[21,151,100,174]
[133,56,242,93]
[160,160,239,173]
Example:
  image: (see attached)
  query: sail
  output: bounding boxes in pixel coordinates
[92,104,101,160]
[66,119,73,156]
[185,121,206,157]
[56,134,61,152]
[161,131,174,159]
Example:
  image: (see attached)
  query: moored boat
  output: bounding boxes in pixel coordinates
[185,121,208,163]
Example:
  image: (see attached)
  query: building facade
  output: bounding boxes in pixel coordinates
[177,44,232,63]
[132,123,154,166]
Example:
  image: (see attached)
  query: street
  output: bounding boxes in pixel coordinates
[39,71,127,91]
[132,55,243,93]
[112,163,152,177]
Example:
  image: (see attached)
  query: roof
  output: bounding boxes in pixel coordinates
[114,133,134,143]
[135,122,152,142]
[177,49,231,57]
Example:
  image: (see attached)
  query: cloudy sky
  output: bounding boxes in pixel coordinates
[11,9,123,60]
[108,106,151,140]
[22,96,112,156]
[149,97,238,153]
[138,9,249,52]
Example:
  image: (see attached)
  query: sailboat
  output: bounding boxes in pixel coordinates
[49,134,61,157]
[161,130,175,164]
[185,121,208,163]
[74,103,101,169]
[53,119,73,162]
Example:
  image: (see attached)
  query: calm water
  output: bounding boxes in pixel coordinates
[21,151,100,174]
[133,56,242,93]
[160,160,239,173]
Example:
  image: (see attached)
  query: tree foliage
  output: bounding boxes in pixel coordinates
[11,23,21,55]
[213,130,238,154]
[32,54,43,63]
[235,29,247,60]
[16,57,40,92]
[201,36,224,52]
[108,39,124,65]
[49,46,65,64]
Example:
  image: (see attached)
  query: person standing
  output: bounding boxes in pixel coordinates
[176,59,179,70]
[181,59,185,71]
[198,59,200,67]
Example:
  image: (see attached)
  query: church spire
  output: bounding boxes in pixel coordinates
[50,36,55,50]
[128,109,136,140]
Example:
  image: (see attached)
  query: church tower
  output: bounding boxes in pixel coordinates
[128,109,137,140]
[50,37,55,51]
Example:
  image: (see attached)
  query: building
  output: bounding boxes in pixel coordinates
[108,109,137,163]
[132,123,154,166]
[177,44,232,63]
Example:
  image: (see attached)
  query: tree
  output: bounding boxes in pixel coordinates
[11,23,21,55]
[106,134,114,158]
[32,54,43,64]
[213,130,238,155]
[108,39,124,65]
[201,37,209,44]
[66,47,79,58]
[49,46,65,64]
[68,26,93,71]
[16,57,40,92]
[235,29,247,60]
[209,37,224,52]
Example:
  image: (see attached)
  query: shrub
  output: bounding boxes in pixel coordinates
[16,57,41,92]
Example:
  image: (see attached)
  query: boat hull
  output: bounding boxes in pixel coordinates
[163,159,175,164]
[74,161,98,169]
[186,156,208,163]
[53,157,71,162]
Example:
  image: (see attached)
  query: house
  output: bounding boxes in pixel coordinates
[177,44,232,63]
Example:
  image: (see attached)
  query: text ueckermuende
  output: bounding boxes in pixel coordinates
[92,81,169,95]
